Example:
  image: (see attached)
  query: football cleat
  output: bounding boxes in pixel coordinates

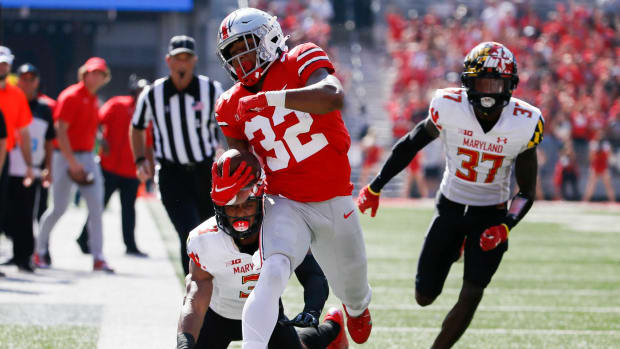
[343,305,372,344]
[32,253,49,269]
[93,259,114,273]
[324,307,348,349]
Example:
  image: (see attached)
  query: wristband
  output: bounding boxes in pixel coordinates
[367,185,380,196]
[135,156,146,165]
[501,223,510,238]
[176,332,195,349]
[265,90,286,108]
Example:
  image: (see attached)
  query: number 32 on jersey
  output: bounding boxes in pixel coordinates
[244,108,328,171]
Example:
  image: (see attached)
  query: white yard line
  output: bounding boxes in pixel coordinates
[282,301,620,314]
[283,285,620,297]
[367,273,620,283]
[373,327,620,336]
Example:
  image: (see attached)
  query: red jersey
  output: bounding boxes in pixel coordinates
[53,81,99,151]
[216,43,353,202]
[0,83,32,151]
[99,96,137,178]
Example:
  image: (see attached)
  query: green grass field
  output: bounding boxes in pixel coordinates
[2,202,618,348]
[275,204,620,349]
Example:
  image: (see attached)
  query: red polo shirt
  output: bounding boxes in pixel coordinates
[99,96,137,178]
[0,83,33,151]
[53,81,99,151]
[99,96,154,178]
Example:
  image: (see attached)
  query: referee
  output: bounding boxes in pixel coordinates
[130,35,223,275]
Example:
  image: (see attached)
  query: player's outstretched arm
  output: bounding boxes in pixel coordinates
[357,119,439,216]
[480,148,538,251]
[236,68,343,119]
[177,261,214,349]
[282,253,329,328]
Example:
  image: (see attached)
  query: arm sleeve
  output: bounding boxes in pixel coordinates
[524,115,544,152]
[42,105,56,140]
[290,43,335,85]
[131,87,153,130]
[0,110,7,139]
[369,120,437,192]
[294,254,329,315]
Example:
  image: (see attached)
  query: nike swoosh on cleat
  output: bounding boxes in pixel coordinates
[344,210,354,219]
[214,184,236,192]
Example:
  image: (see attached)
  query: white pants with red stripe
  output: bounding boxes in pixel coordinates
[242,194,372,349]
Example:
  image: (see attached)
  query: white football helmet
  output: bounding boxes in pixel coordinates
[217,8,288,86]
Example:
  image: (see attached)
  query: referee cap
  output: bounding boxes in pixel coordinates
[168,35,196,56]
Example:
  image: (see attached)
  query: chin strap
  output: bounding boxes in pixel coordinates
[503,192,534,230]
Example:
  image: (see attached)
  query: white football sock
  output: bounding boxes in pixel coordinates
[242,254,291,349]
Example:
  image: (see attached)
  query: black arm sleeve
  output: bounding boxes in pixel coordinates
[369,120,438,193]
[42,104,56,140]
[504,147,538,230]
[0,110,6,139]
[294,254,329,315]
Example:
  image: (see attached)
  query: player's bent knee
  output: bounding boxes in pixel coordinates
[262,254,291,289]
[415,290,436,307]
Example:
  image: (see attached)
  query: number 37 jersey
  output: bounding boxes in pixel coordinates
[186,217,261,320]
[428,88,544,206]
[215,42,353,202]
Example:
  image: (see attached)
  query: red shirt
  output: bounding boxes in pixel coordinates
[216,43,353,202]
[0,83,33,150]
[99,96,138,178]
[53,81,99,151]
[590,141,611,174]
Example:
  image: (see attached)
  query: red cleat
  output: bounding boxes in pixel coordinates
[343,305,372,344]
[32,253,49,269]
[324,307,349,349]
[93,259,115,273]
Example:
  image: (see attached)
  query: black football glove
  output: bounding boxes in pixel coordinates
[280,310,320,328]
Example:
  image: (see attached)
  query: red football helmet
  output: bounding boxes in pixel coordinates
[217,8,288,86]
[461,42,519,115]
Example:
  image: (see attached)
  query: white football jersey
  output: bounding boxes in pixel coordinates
[186,217,262,320]
[428,88,544,206]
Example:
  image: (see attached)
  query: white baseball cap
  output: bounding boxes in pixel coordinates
[0,46,14,65]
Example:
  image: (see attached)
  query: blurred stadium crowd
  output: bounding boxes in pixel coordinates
[376,0,619,201]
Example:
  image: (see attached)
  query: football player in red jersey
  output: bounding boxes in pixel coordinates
[212,8,372,349]
[357,42,542,348]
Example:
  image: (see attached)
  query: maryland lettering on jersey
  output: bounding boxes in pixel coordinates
[462,138,504,153]
[233,262,255,274]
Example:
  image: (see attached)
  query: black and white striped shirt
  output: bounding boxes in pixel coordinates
[132,75,223,164]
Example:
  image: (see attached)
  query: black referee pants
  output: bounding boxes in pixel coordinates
[158,159,214,275]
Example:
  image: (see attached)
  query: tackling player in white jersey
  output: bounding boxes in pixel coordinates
[357,42,543,348]
[177,179,349,349]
